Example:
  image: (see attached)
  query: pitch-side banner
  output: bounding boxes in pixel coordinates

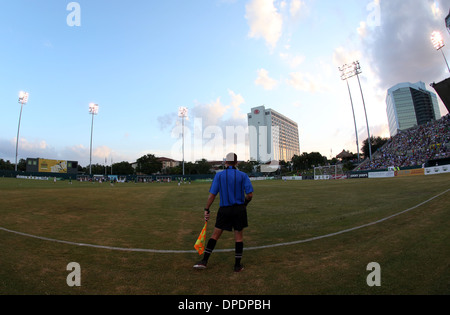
[39,159,68,173]
[368,171,395,178]
[425,165,450,175]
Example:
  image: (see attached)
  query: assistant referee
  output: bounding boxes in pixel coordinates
[194,153,254,272]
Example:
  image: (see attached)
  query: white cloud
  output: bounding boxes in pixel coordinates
[93,145,113,160]
[362,0,448,90]
[332,46,362,68]
[18,138,50,151]
[0,137,121,167]
[169,90,249,162]
[61,144,133,166]
[191,97,230,127]
[255,68,278,90]
[228,89,246,120]
[290,0,304,18]
[279,52,305,68]
[286,72,326,93]
[157,89,247,135]
[5,138,57,161]
[357,21,368,38]
[431,1,442,18]
[245,0,283,49]
[158,112,178,131]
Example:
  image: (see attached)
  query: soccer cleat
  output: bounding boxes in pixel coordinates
[193,260,208,270]
[234,264,244,272]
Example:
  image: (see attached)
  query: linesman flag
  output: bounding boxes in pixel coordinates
[194,222,208,255]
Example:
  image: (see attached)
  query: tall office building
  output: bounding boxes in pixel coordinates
[446,9,450,33]
[386,81,441,137]
[247,105,300,163]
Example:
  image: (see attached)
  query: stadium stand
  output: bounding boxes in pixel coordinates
[356,114,450,171]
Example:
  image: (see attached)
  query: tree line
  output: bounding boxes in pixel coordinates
[0,137,388,175]
[0,154,214,176]
[290,136,388,172]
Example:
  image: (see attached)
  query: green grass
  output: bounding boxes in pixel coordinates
[0,174,449,295]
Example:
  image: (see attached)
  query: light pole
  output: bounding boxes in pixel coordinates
[178,107,188,176]
[89,103,99,175]
[340,61,372,161]
[353,61,372,162]
[431,31,450,73]
[15,91,29,171]
[339,64,360,163]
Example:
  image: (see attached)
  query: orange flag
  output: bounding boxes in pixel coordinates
[194,221,208,255]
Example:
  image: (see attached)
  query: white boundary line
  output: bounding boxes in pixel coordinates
[1,189,448,254]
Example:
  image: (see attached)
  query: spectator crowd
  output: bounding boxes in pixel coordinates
[357,114,450,171]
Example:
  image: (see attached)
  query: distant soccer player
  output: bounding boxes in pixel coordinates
[193,153,254,272]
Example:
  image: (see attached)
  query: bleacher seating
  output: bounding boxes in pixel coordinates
[356,114,450,170]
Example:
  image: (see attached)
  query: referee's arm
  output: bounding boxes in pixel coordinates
[204,193,217,221]
[244,192,253,206]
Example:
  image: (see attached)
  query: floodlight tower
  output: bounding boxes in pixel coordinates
[15,91,29,171]
[353,61,372,162]
[178,107,188,176]
[89,103,99,175]
[339,64,360,163]
[340,61,372,161]
[431,31,450,73]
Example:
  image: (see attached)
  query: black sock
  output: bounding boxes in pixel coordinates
[203,239,217,263]
[235,242,243,266]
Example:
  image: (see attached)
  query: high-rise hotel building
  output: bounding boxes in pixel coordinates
[386,81,441,137]
[247,106,300,163]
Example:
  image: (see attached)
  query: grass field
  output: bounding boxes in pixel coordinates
[0,174,449,295]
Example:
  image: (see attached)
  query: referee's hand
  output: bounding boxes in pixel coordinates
[204,209,210,222]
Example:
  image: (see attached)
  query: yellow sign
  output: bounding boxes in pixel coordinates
[395,168,424,177]
[39,159,68,173]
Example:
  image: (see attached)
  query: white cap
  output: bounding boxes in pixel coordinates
[226,152,237,163]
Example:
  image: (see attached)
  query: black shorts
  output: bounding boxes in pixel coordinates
[215,204,248,232]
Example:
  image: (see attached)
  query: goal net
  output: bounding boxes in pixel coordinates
[156,176,172,183]
[314,165,346,180]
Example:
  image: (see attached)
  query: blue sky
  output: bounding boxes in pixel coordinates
[1,0,449,166]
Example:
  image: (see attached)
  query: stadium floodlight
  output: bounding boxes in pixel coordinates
[15,91,30,172]
[339,64,360,163]
[339,63,358,81]
[431,31,450,73]
[89,103,99,175]
[178,107,188,176]
[353,61,372,162]
[338,61,372,161]
[431,31,444,50]
[89,103,99,115]
[18,91,29,104]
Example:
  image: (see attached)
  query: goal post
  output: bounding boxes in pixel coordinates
[314,165,346,180]
[156,176,172,183]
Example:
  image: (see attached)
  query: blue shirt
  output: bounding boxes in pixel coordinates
[209,166,254,207]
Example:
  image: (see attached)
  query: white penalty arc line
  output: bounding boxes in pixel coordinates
[1,189,449,254]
